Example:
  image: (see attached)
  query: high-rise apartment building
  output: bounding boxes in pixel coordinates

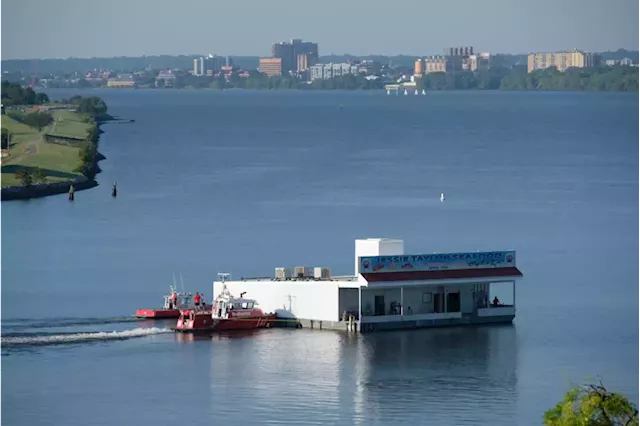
[527,50,597,73]
[259,58,283,76]
[415,47,490,75]
[193,57,205,76]
[297,53,318,72]
[204,55,225,76]
[271,39,319,74]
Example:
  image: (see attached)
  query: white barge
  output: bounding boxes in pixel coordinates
[212,238,523,333]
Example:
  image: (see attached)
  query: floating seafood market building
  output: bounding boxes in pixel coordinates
[212,238,523,332]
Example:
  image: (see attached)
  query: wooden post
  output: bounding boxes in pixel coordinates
[111,182,117,198]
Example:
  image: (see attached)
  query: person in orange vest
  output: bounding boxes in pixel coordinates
[172,292,178,309]
[194,292,201,309]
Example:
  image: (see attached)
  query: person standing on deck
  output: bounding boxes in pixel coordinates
[172,291,178,309]
[194,292,201,309]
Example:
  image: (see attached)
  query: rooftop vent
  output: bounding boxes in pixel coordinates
[314,267,331,280]
[275,267,291,280]
[294,266,313,279]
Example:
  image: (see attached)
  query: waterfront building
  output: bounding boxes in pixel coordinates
[309,63,359,81]
[107,73,135,87]
[213,238,523,333]
[259,58,283,76]
[527,50,597,73]
[272,39,319,74]
[297,53,318,73]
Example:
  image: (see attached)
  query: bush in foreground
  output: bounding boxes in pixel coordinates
[544,383,638,426]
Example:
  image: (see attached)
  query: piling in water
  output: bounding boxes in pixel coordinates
[112,182,117,198]
[68,184,75,201]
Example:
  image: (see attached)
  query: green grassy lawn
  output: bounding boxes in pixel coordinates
[1,113,84,188]
[48,109,92,140]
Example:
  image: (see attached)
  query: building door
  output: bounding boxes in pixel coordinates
[447,292,460,312]
[374,295,385,316]
[434,293,443,313]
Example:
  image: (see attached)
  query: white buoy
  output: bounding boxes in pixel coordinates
[440,192,446,202]
[422,89,426,95]
[414,90,418,95]
[386,89,390,95]
[404,89,408,95]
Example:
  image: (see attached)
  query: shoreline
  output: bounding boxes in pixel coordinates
[1,175,98,201]
[1,113,116,202]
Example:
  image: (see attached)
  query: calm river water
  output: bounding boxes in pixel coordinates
[2,90,638,425]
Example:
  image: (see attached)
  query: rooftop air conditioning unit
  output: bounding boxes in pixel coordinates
[294,266,312,278]
[314,267,331,279]
[275,267,291,280]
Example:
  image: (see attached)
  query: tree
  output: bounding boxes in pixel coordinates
[75,140,98,179]
[34,92,50,104]
[544,383,639,426]
[15,169,33,187]
[32,167,46,182]
[23,111,53,131]
[76,96,108,117]
[1,81,49,105]
[1,128,11,149]
[85,125,99,144]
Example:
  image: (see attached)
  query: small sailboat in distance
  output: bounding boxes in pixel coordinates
[440,192,446,202]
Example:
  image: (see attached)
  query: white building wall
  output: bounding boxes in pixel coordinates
[402,286,435,314]
[213,280,341,322]
[354,238,404,275]
[338,288,359,317]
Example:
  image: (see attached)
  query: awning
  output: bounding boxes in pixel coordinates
[361,267,523,283]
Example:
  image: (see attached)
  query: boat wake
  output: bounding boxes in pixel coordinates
[2,316,145,331]
[1,327,172,348]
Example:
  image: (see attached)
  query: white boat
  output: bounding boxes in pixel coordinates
[422,89,426,95]
[440,192,446,202]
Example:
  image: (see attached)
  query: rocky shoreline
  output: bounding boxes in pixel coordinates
[1,176,98,201]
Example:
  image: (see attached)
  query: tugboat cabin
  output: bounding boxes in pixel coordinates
[212,238,523,333]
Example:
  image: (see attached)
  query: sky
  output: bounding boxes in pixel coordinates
[1,0,638,60]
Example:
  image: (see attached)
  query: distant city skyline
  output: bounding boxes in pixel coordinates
[1,0,638,60]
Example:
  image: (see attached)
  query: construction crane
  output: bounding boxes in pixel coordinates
[28,59,39,88]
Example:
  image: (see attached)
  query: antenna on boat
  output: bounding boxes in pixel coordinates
[179,272,186,293]
[172,272,177,292]
[218,272,230,283]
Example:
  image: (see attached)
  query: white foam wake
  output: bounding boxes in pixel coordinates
[1,327,172,348]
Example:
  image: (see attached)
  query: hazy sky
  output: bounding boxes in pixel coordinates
[2,0,638,59]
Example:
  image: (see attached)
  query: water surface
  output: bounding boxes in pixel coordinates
[2,90,638,425]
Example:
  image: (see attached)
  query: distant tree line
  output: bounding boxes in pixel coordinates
[418,66,638,91]
[1,81,49,105]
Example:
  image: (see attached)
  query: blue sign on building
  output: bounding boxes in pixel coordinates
[359,251,516,274]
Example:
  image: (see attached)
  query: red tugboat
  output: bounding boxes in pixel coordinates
[174,285,277,332]
[136,286,211,319]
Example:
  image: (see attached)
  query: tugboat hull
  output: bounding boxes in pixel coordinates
[174,311,277,333]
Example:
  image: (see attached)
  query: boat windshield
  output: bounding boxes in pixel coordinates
[230,301,255,310]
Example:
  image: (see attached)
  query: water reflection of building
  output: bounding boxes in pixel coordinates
[351,325,518,424]
[207,330,344,422]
